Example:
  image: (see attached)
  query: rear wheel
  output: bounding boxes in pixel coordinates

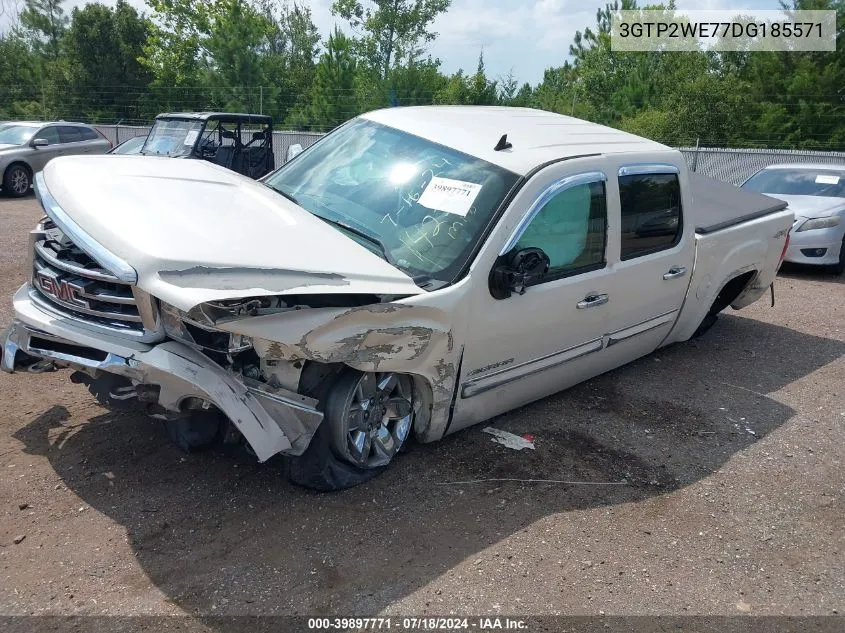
[288,370,414,491]
[3,164,31,198]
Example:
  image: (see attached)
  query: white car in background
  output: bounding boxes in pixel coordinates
[742,164,845,274]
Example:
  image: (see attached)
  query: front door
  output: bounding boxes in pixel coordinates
[28,126,63,172]
[452,158,617,429]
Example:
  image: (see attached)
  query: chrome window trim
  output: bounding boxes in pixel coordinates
[618,163,680,177]
[500,171,607,256]
[34,171,138,283]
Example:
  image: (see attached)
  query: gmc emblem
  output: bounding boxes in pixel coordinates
[35,272,89,309]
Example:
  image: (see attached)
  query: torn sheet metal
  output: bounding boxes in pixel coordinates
[222,301,462,443]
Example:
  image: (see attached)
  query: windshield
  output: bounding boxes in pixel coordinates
[742,168,845,198]
[142,119,203,156]
[112,135,147,155]
[0,125,38,145]
[263,118,519,283]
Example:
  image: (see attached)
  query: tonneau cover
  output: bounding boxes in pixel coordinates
[690,172,789,234]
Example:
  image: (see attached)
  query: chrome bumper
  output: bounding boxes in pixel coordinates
[2,284,323,460]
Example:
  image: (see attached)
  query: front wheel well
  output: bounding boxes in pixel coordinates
[297,360,433,437]
[4,161,33,179]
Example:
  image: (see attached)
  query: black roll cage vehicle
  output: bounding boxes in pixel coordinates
[141,112,275,179]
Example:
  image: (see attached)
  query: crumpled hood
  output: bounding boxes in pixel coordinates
[41,155,424,311]
[763,193,845,220]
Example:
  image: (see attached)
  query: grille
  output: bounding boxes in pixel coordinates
[31,218,151,337]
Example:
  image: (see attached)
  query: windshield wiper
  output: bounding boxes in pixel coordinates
[265,185,397,266]
[316,216,396,265]
[265,183,300,206]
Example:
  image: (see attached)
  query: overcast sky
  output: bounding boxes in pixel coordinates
[3,0,780,85]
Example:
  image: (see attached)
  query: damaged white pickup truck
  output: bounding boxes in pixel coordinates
[2,107,793,490]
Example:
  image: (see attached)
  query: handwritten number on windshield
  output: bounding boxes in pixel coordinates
[421,215,443,236]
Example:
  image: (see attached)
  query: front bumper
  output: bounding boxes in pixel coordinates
[784,224,844,266]
[2,284,322,461]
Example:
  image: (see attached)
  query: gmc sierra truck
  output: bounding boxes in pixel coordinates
[1,106,793,490]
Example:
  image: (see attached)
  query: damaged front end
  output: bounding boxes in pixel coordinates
[3,165,462,489]
[182,294,460,442]
[2,282,458,466]
[3,252,456,469]
[2,301,323,460]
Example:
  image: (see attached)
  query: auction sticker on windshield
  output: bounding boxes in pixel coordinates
[418,176,482,217]
[184,130,199,146]
[815,174,840,184]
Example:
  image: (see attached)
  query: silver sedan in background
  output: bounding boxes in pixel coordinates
[742,164,845,274]
[0,121,112,197]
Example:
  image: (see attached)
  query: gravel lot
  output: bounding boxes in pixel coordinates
[0,194,843,624]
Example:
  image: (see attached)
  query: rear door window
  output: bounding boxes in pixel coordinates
[619,172,683,260]
[58,126,83,143]
[78,127,100,141]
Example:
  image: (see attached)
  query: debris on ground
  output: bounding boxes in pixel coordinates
[13,535,26,544]
[26,360,56,374]
[481,427,536,450]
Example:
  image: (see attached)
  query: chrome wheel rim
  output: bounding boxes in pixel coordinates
[337,373,413,469]
[10,167,29,194]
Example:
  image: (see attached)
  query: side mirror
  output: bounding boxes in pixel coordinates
[286,143,303,162]
[488,247,550,300]
[30,138,48,148]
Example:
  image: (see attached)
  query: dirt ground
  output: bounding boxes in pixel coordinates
[0,194,843,623]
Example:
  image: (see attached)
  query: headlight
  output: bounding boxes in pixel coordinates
[796,216,841,232]
[160,301,252,354]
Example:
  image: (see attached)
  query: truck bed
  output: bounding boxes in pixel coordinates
[690,172,789,234]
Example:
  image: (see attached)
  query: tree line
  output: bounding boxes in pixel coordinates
[1,0,844,148]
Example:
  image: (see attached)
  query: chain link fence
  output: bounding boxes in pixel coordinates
[94,124,845,182]
[678,146,845,185]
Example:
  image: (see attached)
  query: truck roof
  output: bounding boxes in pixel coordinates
[362,106,673,175]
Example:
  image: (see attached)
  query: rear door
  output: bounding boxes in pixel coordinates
[58,126,98,156]
[75,125,111,153]
[600,161,695,363]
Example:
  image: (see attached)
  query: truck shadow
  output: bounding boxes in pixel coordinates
[11,314,845,617]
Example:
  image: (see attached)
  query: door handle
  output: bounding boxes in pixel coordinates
[663,266,687,280]
[577,293,609,309]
